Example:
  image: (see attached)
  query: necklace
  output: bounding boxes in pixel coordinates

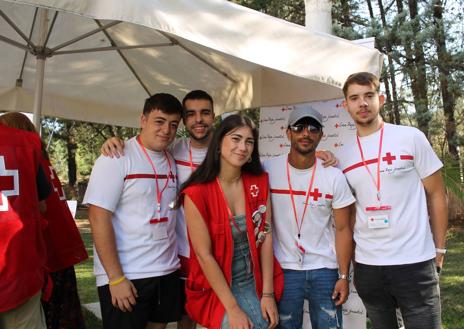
[218,174,241,183]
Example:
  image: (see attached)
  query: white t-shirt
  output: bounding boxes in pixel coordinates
[264,155,355,271]
[169,138,208,259]
[83,137,179,286]
[337,123,443,266]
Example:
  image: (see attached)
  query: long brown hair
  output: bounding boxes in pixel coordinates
[0,112,49,160]
[181,114,263,192]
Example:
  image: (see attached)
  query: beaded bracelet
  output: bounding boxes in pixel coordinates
[109,275,126,286]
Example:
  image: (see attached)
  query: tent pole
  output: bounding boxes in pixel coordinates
[32,8,48,135]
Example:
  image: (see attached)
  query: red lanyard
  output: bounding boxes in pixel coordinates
[356,123,384,202]
[188,141,195,172]
[137,136,173,218]
[286,157,317,239]
[216,178,243,233]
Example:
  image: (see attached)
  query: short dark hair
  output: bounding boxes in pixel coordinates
[180,114,263,191]
[182,90,214,110]
[342,72,380,97]
[143,93,183,116]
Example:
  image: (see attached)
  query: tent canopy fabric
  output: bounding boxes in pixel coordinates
[0,0,383,127]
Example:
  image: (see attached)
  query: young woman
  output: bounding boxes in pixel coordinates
[180,114,283,329]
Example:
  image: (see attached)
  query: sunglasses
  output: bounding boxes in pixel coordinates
[289,124,321,134]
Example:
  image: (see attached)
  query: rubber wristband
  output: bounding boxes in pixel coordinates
[109,275,126,286]
[435,248,447,254]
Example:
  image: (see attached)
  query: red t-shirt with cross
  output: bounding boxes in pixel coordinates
[0,124,46,312]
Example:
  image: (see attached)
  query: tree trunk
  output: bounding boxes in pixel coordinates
[366,0,374,18]
[340,0,352,27]
[407,0,430,138]
[377,0,401,124]
[432,0,459,159]
[65,122,77,192]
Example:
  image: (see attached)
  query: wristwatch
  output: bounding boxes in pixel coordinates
[435,248,447,254]
[338,273,349,281]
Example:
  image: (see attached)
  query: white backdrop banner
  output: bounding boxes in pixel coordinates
[259,98,357,158]
[259,99,366,329]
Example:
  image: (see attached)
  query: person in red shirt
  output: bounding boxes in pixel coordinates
[0,119,51,329]
[181,114,282,329]
[0,112,88,329]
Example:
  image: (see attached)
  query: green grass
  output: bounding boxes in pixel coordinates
[76,231,98,304]
[76,227,464,328]
[441,229,464,329]
[75,221,102,327]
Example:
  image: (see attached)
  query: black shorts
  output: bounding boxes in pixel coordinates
[179,278,188,316]
[98,270,181,329]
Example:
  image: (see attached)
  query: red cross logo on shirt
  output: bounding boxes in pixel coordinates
[382,152,396,165]
[309,188,322,201]
[0,156,19,212]
[250,184,259,198]
[49,166,66,201]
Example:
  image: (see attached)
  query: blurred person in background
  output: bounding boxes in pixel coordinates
[0,112,88,329]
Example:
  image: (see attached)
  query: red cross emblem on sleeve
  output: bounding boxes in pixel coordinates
[0,156,19,212]
[250,184,259,198]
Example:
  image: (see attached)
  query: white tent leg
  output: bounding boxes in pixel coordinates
[32,8,48,135]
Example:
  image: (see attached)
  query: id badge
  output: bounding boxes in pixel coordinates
[149,216,168,240]
[365,205,391,229]
[152,225,168,240]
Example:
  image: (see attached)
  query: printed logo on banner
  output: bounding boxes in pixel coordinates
[259,99,357,160]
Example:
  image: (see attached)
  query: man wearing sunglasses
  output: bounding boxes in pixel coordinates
[263,106,355,329]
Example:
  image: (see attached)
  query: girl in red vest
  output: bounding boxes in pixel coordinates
[181,114,283,329]
[0,113,88,329]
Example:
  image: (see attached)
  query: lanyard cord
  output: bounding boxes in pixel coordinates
[286,157,317,239]
[355,123,384,202]
[137,136,173,216]
[216,177,243,233]
[188,141,195,172]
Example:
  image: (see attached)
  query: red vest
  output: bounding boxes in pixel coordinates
[41,158,88,272]
[182,172,283,329]
[0,124,46,312]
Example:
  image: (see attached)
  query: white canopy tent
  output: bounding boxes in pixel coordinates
[0,0,382,128]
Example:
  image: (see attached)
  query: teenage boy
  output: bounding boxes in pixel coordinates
[338,72,448,329]
[84,93,183,329]
[101,90,216,329]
